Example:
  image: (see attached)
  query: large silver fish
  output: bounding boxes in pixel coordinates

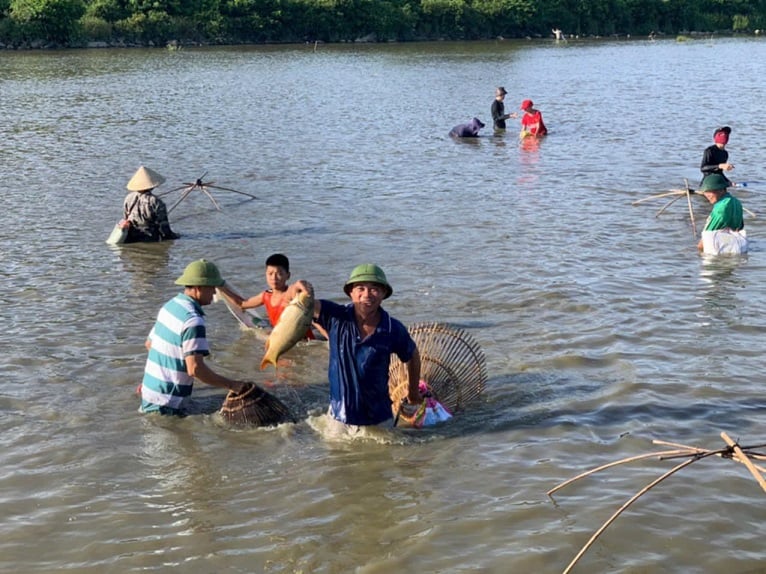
[260,291,315,370]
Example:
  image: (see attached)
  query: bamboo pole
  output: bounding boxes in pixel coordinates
[654,438,766,456]
[161,172,258,213]
[731,458,766,474]
[685,179,697,236]
[655,193,685,217]
[547,449,697,497]
[720,432,766,493]
[556,436,766,573]
[653,438,766,471]
[652,439,702,450]
[204,182,259,200]
[168,187,197,213]
[632,190,687,205]
[561,456,702,574]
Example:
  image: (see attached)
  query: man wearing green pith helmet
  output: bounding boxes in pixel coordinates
[139,259,252,415]
[696,174,748,255]
[294,264,422,428]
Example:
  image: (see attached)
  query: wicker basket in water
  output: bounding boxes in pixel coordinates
[219,383,295,426]
[388,322,487,418]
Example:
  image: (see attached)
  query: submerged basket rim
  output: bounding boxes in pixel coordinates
[220,383,264,412]
[219,383,295,426]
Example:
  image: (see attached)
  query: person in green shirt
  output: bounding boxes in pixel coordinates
[697,173,748,254]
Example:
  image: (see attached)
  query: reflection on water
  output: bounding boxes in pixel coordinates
[113,242,174,295]
[699,253,749,283]
[698,254,750,322]
[2,38,766,573]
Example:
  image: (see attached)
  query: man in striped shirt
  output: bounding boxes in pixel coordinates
[140,259,250,415]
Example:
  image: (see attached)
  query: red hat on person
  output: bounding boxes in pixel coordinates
[520,99,534,110]
[713,126,731,144]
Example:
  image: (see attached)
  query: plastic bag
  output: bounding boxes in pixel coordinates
[106,220,128,245]
[701,229,748,255]
[398,380,453,428]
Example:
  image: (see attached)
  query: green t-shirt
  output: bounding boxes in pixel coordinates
[703,193,744,232]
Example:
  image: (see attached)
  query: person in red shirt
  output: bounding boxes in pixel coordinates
[519,99,547,137]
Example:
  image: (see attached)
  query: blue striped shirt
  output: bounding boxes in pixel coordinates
[140,293,210,414]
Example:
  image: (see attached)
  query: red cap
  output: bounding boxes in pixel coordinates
[520,99,533,110]
[714,131,729,144]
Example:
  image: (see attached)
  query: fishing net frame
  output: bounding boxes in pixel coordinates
[388,321,487,417]
[219,382,295,426]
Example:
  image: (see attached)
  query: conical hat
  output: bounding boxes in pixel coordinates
[126,166,166,191]
[388,322,487,417]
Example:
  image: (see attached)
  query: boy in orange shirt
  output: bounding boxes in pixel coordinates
[220,253,325,339]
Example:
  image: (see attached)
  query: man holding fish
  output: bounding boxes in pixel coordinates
[293,264,423,428]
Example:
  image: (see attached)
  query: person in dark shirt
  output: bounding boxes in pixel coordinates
[294,265,422,429]
[490,87,516,130]
[121,166,179,243]
[700,126,733,186]
[449,117,485,138]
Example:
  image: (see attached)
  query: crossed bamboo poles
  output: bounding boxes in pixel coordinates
[549,432,766,574]
[633,179,756,237]
[158,171,258,213]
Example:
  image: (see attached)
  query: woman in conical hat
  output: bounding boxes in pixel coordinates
[126,166,165,192]
[121,166,179,243]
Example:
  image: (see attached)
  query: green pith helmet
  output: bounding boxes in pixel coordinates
[343,264,393,299]
[699,173,729,192]
[175,259,225,287]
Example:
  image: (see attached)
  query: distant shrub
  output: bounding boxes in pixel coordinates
[9,0,86,43]
[78,14,112,41]
[114,10,174,43]
[732,14,749,31]
[0,17,24,44]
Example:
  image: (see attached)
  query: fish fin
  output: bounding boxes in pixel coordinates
[260,356,274,371]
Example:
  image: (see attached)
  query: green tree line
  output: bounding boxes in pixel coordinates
[1,0,765,47]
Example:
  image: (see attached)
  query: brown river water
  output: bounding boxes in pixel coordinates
[2,37,766,573]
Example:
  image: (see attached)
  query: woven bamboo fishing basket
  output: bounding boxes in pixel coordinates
[219,383,295,426]
[388,322,487,417]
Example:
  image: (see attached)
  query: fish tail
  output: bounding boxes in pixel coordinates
[260,356,274,370]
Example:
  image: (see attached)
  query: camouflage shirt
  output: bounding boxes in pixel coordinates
[123,191,178,242]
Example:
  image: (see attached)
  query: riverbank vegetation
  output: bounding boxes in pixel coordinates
[1,0,764,48]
